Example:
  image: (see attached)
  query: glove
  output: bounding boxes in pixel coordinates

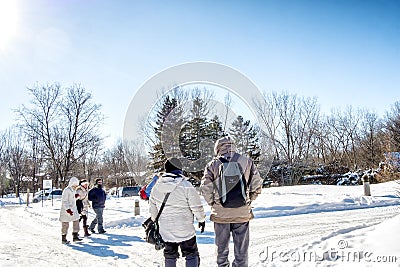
[75,193,80,198]
[66,209,73,216]
[198,221,205,233]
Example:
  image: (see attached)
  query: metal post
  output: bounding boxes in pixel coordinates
[134,199,140,216]
[26,188,30,206]
[362,174,371,196]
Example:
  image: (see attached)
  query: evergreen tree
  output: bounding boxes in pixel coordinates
[149,96,183,171]
[229,116,261,163]
[208,115,226,142]
[180,97,209,160]
[179,97,212,178]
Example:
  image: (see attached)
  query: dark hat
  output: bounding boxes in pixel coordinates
[79,179,88,185]
[164,158,182,173]
[95,178,102,184]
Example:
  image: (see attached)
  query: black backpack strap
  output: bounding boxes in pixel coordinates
[155,192,170,222]
[218,153,240,163]
[231,153,240,162]
[154,178,184,222]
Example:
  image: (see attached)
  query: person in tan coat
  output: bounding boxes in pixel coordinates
[201,136,263,267]
[76,179,91,237]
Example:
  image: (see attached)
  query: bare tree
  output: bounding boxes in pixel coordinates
[0,131,10,197]
[253,91,281,160]
[223,92,232,132]
[310,118,330,163]
[357,110,384,168]
[79,144,102,183]
[254,91,321,184]
[255,92,320,164]
[1,127,31,197]
[293,96,320,163]
[329,106,362,168]
[17,83,104,187]
[385,101,400,151]
[123,140,148,184]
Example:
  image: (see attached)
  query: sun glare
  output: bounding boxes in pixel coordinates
[0,0,18,50]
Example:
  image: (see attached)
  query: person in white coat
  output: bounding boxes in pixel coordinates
[59,177,82,244]
[150,158,206,267]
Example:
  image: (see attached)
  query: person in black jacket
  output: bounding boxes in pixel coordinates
[88,178,107,234]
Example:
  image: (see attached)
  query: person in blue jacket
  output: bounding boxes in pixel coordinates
[88,178,107,234]
[145,174,159,197]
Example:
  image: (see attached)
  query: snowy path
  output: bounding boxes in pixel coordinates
[0,204,398,267]
[249,206,399,266]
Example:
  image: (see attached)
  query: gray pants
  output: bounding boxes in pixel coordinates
[214,222,249,267]
[61,221,79,235]
[89,207,104,232]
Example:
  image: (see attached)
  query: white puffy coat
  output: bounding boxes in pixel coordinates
[149,173,205,243]
[59,178,80,222]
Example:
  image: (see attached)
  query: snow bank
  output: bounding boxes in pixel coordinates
[252,182,400,219]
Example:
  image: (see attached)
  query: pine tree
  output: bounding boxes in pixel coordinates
[149,96,183,171]
[229,116,261,163]
[180,97,208,159]
[208,115,226,142]
[178,97,211,177]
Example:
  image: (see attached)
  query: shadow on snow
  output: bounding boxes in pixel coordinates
[68,233,144,259]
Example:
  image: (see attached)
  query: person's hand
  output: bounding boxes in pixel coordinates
[66,209,73,216]
[198,221,205,233]
[75,193,80,198]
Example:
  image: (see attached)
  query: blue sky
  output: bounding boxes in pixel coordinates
[0,0,399,146]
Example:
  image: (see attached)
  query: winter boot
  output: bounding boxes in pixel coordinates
[72,232,83,242]
[62,234,70,244]
[83,226,91,237]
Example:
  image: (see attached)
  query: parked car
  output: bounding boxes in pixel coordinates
[188,177,201,187]
[32,189,63,203]
[119,186,141,197]
[262,178,273,188]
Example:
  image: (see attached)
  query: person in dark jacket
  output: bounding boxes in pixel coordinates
[88,178,107,234]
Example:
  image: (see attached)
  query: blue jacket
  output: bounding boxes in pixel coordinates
[88,186,106,209]
[144,175,159,197]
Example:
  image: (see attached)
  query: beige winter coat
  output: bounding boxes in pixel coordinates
[201,137,263,223]
[76,185,90,215]
[59,177,80,222]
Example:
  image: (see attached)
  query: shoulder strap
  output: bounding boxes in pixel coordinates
[218,153,240,163]
[231,153,240,162]
[155,192,170,222]
[154,178,184,222]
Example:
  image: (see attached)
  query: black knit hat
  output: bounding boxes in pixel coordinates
[164,158,182,173]
[79,179,88,185]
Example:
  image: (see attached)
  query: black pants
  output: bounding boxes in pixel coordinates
[164,236,199,267]
[80,214,88,227]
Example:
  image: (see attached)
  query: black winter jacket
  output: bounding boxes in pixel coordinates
[88,186,106,209]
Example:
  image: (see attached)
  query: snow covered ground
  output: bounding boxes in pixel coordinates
[0,182,399,267]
